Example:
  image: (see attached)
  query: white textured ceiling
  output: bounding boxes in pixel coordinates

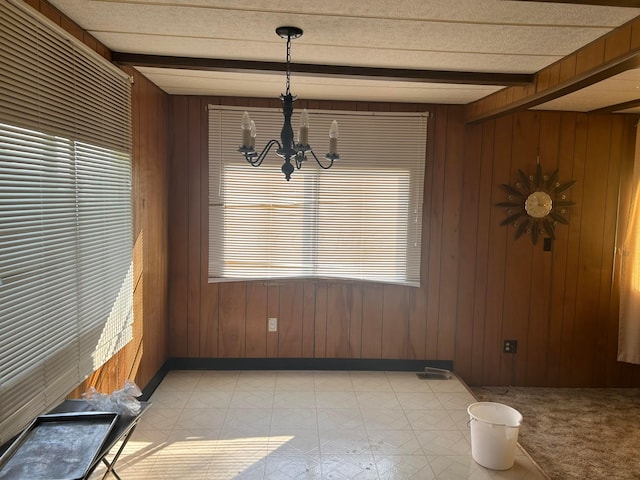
[48,0,640,109]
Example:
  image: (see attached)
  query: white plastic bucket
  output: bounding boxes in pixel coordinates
[467,402,522,470]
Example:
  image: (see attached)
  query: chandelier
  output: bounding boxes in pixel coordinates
[238,26,339,181]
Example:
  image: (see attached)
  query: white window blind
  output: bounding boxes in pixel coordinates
[208,106,428,286]
[0,0,133,444]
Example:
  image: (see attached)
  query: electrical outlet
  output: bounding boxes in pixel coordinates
[268,317,278,332]
[503,339,518,353]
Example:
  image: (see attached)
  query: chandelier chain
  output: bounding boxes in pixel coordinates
[285,34,292,96]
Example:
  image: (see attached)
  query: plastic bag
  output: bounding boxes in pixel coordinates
[82,380,142,417]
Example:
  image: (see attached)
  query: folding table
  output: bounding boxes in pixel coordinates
[50,399,151,479]
[0,399,151,480]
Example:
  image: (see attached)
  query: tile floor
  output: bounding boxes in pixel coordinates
[95,370,548,479]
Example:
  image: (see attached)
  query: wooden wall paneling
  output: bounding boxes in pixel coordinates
[482,115,513,385]
[186,97,203,356]
[469,121,496,385]
[218,282,247,357]
[437,106,465,360]
[454,122,483,380]
[245,283,268,357]
[278,282,304,358]
[200,284,219,357]
[570,115,612,386]
[360,285,384,358]
[127,65,146,383]
[545,113,576,385]
[407,286,427,360]
[150,77,170,376]
[425,105,448,359]
[124,69,170,387]
[558,114,588,385]
[592,118,619,384]
[499,111,538,385]
[166,93,640,386]
[525,112,561,385]
[267,284,279,357]
[326,284,351,358]
[349,285,363,358]
[381,285,410,359]
[314,283,328,357]
[169,96,190,357]
[302,282,316,357]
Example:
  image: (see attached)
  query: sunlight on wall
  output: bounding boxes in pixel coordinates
[92,262,134,370]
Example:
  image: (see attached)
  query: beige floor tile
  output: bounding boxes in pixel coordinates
[397,391,445,410]
[320,454,378,479]
[374,454,436,479]
[186,390,233,409]
[264,454,322,479]
[356,391,401,409]
[404,408,458,430]
[315,390,359,409]
[314,371,354,391]
[367,429,424,456]
[175,408,227,430]
[317,408,364,431]
[271,407,318,430]
[361,408,412,431]
[230,390,275,409]
[235,372,277,391]
[273,390,316,408]
[319,427,371,455]
[136,407,182,430]
[275,371,316,391]
[415,430,472,456]
[437,391,476,410]
[267,428,320,455]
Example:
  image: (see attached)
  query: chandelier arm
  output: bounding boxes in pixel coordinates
[306,148,335,170]
[243,139,282,167]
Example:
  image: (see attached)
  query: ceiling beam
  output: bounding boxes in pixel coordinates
[111,52,534,87]
[590,97,640,112]
[465,16,640,123]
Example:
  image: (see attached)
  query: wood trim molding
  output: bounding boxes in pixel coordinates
[465,15,640,123]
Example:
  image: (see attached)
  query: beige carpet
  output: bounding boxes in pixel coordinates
[470,386,640,480]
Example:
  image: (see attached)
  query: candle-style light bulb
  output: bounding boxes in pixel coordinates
[298,109,310,146]
[328,120,339,155]
[250,120,256,149]
[241,111,252,148]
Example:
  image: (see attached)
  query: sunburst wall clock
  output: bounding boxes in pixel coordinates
[496,162,576,245]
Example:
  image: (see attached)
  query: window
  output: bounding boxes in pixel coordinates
[0,0,132,443]
[208,106,428,286]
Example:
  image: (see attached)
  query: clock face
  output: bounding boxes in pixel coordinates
[525,191,552,218]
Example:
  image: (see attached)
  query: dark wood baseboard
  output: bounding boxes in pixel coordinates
[140,357,453,399]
